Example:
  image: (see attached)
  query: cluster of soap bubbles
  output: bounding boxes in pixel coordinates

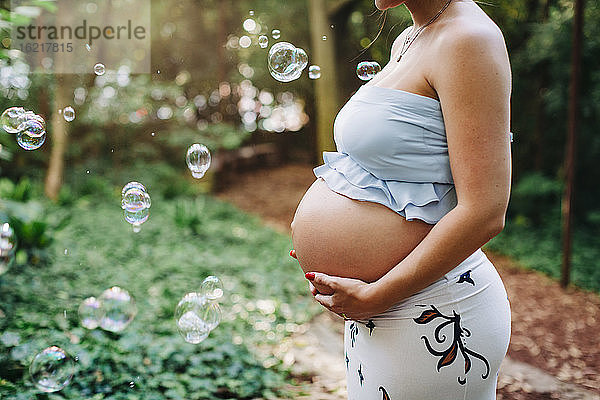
[78,286,137,332]
[0,107,46,150]
[0,222,16,275]
[356,61,382,81]
[175,276,224,344]
[29,346,75,393]
[121,182,151,232]
[268,42,309,83]
[186,143,211,179]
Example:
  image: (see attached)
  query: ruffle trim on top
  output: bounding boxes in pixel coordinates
[313,152,457,224]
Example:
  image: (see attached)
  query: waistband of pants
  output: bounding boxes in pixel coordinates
[358,248,489,324]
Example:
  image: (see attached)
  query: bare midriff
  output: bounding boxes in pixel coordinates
[291,179,434,284]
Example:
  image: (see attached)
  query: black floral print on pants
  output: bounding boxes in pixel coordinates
[414,305,490,385]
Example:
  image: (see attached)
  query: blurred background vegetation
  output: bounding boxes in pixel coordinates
[0,0,598,398]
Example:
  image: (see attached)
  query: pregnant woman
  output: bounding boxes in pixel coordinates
[290,0,512,399]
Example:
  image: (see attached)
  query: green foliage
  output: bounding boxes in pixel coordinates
[0,177,35,202]
[508,172,563,225]
[0,190,319,398]
[486,210,600,293]
[0,196,62,266]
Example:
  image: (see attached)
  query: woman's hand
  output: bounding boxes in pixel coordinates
[304,271,389,321]
[290,249,388,319]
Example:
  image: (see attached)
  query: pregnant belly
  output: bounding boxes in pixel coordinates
[291,179,434,283]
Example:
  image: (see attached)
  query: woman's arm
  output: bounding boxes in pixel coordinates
[307,24,512,319]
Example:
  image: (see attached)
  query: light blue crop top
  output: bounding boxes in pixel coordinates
[314,84,512,224]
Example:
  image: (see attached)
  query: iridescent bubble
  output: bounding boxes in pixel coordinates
[121,188,151,212]
[271,29,281,39]
[258,35,269,49]
[63,106,75,122]
[93,63,106,76]
[1,106,26,133]
[124,208,150,227]
[19,118,45,138]
[29,346,74,393]
[186,144,211,179]
[203,301,222,331]
[174,293,211,344]
[356,61,381,81]
[242,18,256,33]
[308,65,321,80]
[268,42,302,83]
[16,129,46,151]
[17,111,46,134]
[121,181,147,197]
[295,47,309,71]
[85,44,91,51]
[175,292,222,344]
[98,287,137,332]
[322,35,327,41]
[201,276,224,300]
[0,222,16,258]
[78,297,102,329]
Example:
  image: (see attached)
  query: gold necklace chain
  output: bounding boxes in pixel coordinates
[397,0,453,62]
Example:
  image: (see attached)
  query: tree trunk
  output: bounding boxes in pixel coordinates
[561,0,584,288]
[533,0,553,172]
[308,0,340,163]
[44,75,69,201]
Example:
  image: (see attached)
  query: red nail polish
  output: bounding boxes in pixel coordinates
[289,250,294,257]
[305,272,315,280]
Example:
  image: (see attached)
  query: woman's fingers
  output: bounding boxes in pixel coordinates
[314,293,335,309]
[308,281,318,296]
[306,272,339,291]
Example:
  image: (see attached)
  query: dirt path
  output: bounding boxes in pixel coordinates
[217,164,600,399]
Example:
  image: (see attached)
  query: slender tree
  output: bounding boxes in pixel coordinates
[308,0,341,163]
[561,0,585,287]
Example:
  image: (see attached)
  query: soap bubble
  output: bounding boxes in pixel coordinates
[0,223,16,258]
[201,276,224,300]
[94,63,106,76]
[63,106,76,122]
[121,182,151,231]
[356,61,381,81]
[308,65,321,79]
[29,346,75,393]
[123,208,150,227]
[322,35,327,41]
[203,301,222,330]
[121,188,151,211]
[242,18,256,33]
[17,111,46,134]
[175,293,211,344]
[295,47,309,70]
[268,42,303,82]
[272,29,281,39]
[19,118,45,138]
[1,106,26,133]
[98,287,137,332]
[121,181,147,197]
[17,129,46,151]
[78,297,102,329]
[186,143,211,179]
[258,35,269,48]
